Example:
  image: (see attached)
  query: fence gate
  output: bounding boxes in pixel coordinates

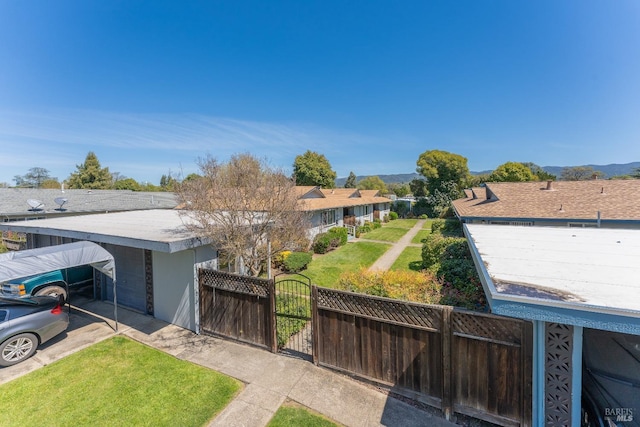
[274,273,313,360]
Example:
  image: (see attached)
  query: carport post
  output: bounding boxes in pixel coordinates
[113,275,118,332]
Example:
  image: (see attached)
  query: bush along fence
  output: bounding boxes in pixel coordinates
[198,269,532,426]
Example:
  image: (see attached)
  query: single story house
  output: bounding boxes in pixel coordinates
[452,179,640,228]
[0,209,215,333]
[464,224,640,426]
[296,186,392,238]
[1,188,177,249]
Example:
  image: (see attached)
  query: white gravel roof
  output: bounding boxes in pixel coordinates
[0,210,210,253]
[466,224,640,316]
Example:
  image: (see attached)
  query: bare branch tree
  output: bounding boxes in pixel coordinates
[176,153,310,277]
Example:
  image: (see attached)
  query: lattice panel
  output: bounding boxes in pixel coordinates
[452,311,522,345]
[200,268,270,297]
[317,288,442,331]
[545,323,573,427]
[144,249,154,315]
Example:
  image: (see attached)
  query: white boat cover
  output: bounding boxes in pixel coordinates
[0,241,115,283]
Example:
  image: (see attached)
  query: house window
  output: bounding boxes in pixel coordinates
[322,209,336,225]
[364,205,370,215]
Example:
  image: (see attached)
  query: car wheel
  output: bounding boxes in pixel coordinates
[35,285,67,302]
[0,333,39,367]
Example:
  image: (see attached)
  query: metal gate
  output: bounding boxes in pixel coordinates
[274,273,313,360]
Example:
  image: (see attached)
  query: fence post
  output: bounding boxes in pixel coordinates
[269,279,277,353]
[311,285,319,365]
[441,306,453,421]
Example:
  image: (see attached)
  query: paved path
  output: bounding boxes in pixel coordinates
[366,219,426,272]
[1,298,458,427]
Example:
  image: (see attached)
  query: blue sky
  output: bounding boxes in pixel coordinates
[1,1,639,185]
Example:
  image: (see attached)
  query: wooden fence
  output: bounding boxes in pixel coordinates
[199,269,532,426]
[199,269,275,351]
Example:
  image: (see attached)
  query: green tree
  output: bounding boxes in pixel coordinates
[416,150,470,195]
[13,167,54,188]
[409,178,428,197]
[40,179,61,189]
[160,174,178,191]
[521,162,556,181]
[560,166,604,181]
[114,178,142,191]
[388,183,410,198]
[66,152,113,189]
[489,162,536,182]
[344,171,357,188]
[292,150,336,188]
[631,167,640,179]
[356,176,388,193]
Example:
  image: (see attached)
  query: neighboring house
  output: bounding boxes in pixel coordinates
[464,224,640,427]
[452,179,640,228]
[296,186,392,238]
[0,210,215,333]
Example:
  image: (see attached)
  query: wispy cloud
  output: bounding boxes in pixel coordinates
[0,109,403,183]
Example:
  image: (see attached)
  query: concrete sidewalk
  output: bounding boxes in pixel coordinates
[1,298,458,427]
[367,219,426,272]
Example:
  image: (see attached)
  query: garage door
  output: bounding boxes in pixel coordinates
[102,244,146,312]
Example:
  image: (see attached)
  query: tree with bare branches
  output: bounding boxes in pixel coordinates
[176,153,310,277]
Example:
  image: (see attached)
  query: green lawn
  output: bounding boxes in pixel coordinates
[0,336,241,427]
[301,242,390,288]
[389,218,418,229]
[268,402,339,427]
[390,246,423,272]
[422,219,435,229]
[411,229,431,244]
[360,226,408,243]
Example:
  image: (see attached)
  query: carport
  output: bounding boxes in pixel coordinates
[0,241,120,330]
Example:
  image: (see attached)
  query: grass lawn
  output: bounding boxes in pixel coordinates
[411,229,431,244]
[301,242,390,288]
[389,218,418,229]
[390,246,423,272]
[268,402,339,427]
[0,336,241,427]
[360,226,408,243]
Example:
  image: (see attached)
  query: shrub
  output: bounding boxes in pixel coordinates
[389,211,398,220]
[383,214,390,223]
[273,250,292,269]
[282,251,313,273]
[336,269,441,305]
[419,214,428,219]
[431,218,446,234]
[327,227,348,246]
[312,230,343,254]
[421,233,461,270]
[371,220,382,229]
[312,233,331,254]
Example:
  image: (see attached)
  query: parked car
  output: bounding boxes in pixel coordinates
[0,296,69,366]
[0,265,94,302]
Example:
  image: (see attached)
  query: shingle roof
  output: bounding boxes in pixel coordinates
[452,179,640,221]
[0,188,177,217]
[298,187,390,211]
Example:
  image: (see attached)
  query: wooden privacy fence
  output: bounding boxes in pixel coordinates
[199,269,275,351]
[198,269,532,426]
[314,287,533,427]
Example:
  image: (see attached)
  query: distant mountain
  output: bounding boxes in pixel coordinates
[335,162,640,186]
[541,162,640,179]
